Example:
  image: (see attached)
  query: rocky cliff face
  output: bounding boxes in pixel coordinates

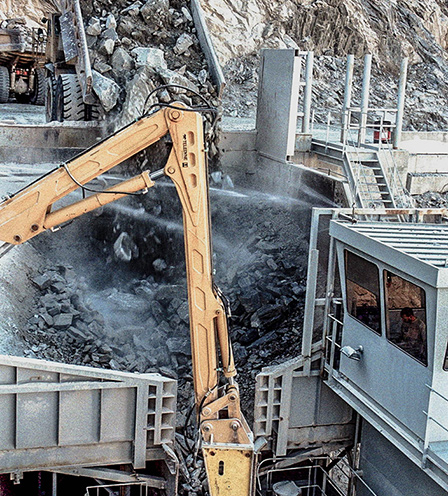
[202,0,448,69]
[4,0,448,129]
[0,0,55,26]
[200,0,448,129]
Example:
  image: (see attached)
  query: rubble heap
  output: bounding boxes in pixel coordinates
[24,175,316,494]
[26,177,311,396]
[414,191,448,208]
[79,0,219,131]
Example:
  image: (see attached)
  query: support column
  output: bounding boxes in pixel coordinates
[52,473,57,496]
[256,49,301,162]
[341,54,354,144]
[358,54,372,146]
[393,57,408,149]
[302,51,314,134]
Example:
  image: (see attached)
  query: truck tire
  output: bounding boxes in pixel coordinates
[30,68,46,105]
[0,66,10,103]
[55,73,85,121]
[45,76,56,122]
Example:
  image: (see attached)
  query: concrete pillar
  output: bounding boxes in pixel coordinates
[341,54,354,144]
[358,54,372,146]
[393,57,408,149]
[52,472,57,496]
[256,49,301,162]
[302,51,314,134]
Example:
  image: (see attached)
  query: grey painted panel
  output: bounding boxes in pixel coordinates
[0,355,176,472]
[100,388,135,442]
[60,390,100,445]
[256,49,300,161]
[340,305,430,439]
[17,368,59,384]
[0,442,134,472]
[0,395,15,449]
[289,376,320,427]
[289,377,352,427]
[60,373,98,382]
[317,381,353,425]
[16,392,58,448]
[336,242,432,440]
[331,221,440,287]
[0,366,15,385]
[358,421,445,496]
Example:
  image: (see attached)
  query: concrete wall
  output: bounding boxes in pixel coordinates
[219,130,343,211]
[407,153,448,175]
[220,126,448,199]
[0,123,104,163]
[402,131,448,143]
[406,172,448,195]
[218,130,257,178]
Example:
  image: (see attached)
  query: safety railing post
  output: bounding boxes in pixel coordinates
[358,54,372,146]
[393,57,408,149]
[341,54,354,144]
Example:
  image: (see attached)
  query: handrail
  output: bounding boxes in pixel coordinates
[258,458,380,496]
[318,108,414,210]
[424,384,448,434]
[383,153,412,207]
[426,384,448,403]
[423,412,448,436]
[327,313,344,327]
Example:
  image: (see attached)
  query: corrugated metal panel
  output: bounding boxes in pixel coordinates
[337,222,448,268]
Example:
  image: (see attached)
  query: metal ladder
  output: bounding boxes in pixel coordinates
[311,139,396,208]
[345,148,396,208]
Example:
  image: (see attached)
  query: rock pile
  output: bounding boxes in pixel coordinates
[24,175,313,494]
[222,52,448,132]
[0,17,43,52]
[414,191,448,208]
[24,264,193,375]
[79,0,219,132]
[24,265,114,366]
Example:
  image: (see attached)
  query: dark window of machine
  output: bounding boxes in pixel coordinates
[345,251,381,334]
[384,270,427,366]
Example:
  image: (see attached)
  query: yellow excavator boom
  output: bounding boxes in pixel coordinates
[0,104,255,495]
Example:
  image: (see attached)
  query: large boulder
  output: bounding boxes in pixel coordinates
[92,70,120,111]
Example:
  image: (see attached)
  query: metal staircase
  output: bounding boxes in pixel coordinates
[311,139,413,208]
[347,147,396,208]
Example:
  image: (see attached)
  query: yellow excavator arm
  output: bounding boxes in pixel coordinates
[0,105,255,495]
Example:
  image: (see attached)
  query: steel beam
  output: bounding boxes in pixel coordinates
[341,54,354,144]
[393,57,408,149]
[358,54,372,146]
[302,51,314,134]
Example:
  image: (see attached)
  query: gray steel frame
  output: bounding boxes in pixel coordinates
[0,354,176,481]
[190,0,226,98]
[308,207,448,493]
[56,0,94,104]
[256,49,301,163]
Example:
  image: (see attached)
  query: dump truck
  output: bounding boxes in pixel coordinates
[44,0,96,122]
[0,20,46,105]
